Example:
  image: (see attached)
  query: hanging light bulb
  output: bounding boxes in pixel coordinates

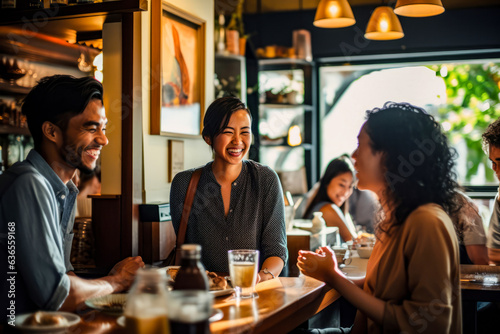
[313,0,355,28]
[287,125,302,147]
[93,51,103,83]
[394,0,444,17]
[365,6,404,40]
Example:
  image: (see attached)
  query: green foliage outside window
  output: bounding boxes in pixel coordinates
[429,63,500,183]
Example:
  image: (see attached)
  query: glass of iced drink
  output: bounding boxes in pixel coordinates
[228,249,259,299]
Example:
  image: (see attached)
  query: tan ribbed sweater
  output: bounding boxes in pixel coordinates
[359,204,461,334]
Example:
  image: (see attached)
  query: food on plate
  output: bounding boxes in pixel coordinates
[95,301,125,311]
[23,311,69,327]
[167,267,228,291]
[166,267,179,281]
[355,232,376,247]
[206,271,228,291]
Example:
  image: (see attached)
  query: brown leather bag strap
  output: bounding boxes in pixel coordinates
[176,168,203,250]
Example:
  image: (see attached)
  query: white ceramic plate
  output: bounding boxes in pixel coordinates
[85,293,127,314]
[293,219,313,229]
[116,308,224,327]
[210,288,234,297]
[210,309,224,322]
[116,315,126,327]
[12,312,80,333]
[157,265,181,283]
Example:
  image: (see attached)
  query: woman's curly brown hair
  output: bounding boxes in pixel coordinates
[364,102,460,236]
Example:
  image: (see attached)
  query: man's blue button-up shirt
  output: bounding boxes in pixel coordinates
[0,150,78,320]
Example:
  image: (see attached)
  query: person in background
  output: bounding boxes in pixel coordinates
[297,102,461,333]
[450,191,489,264]
[0,75,143,320]
[74,168,101,217]
[348,187,378,234]
[303,156,357,243]
[482,118,500,265]
[170,97,287,280]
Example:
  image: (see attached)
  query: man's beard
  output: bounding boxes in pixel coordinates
[61,141,94,175]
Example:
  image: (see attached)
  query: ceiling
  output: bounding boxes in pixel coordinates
[241,0,500,14]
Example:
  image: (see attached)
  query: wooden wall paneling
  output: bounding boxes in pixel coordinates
[286,234,310,277]
[91,195,121,270]
[121,12,143,260]
[140,221,176,264]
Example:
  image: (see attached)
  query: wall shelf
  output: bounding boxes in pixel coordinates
[0,0,147,25]
[0,124,30,136]
[261,103,313,111]
[215,54,247,103]
[252,60,318,190]
[0,82,31,96]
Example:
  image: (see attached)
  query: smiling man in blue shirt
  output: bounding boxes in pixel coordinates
[483,118,500,265]
[0,75,144,323]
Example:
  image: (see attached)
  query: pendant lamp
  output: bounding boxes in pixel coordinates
[394,0,445,17]
[365,6,404,40]
[313,0,356,28]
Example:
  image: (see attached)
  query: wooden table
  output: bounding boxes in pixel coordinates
[45,276,340,334]
[460,264,500,334]
[210,276,340,334]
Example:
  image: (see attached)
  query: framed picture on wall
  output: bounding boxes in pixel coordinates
[168,140,184,182]
[151,1,206,137]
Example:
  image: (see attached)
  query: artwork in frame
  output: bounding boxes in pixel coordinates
[151,1,206,137]
[168,140,184,182]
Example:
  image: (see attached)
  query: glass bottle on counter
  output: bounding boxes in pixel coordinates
[172,244,209,291]
[124,268,170,334]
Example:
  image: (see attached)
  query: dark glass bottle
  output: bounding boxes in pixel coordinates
[172,244,209,291]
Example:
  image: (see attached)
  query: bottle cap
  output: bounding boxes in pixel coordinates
[181,244,202,259]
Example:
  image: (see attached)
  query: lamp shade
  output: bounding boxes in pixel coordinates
[394,0,445,17]
[313,0,356,28]
[365,6,404,40]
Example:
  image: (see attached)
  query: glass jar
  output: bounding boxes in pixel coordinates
[169,290,213,334]
[70,218,95,270]
[172,244,209,291]
[124,268,170,334]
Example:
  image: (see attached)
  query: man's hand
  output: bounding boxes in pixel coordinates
[108,256,145,292]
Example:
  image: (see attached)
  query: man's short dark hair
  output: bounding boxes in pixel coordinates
[482,118,500,153]
[22,75,103,150]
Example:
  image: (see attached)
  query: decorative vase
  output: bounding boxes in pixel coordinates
[311,212,326,234]
[226,30,240,55]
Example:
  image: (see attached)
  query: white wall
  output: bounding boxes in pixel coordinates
[101,22,122,195]
[141,0,214,203]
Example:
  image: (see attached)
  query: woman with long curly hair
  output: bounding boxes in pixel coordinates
[297,102,461,333]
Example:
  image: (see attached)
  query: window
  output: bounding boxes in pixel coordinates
[319,59,500,188]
